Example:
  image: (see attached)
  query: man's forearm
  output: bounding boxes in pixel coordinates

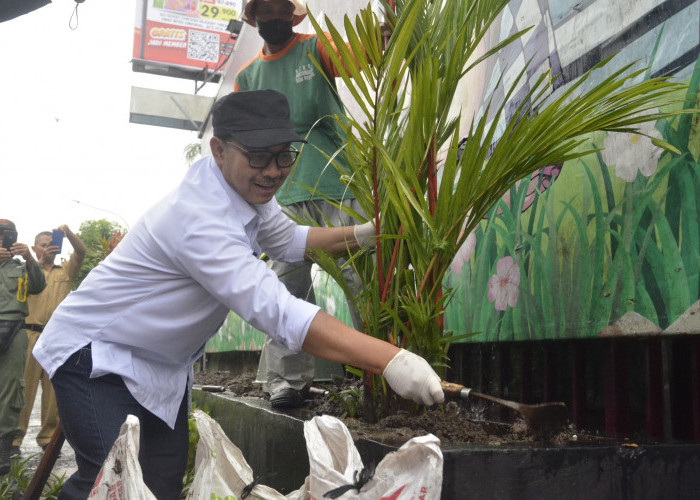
[27,260,46,294]
[305,226,359,257]
[301,310,399,374]
[301,310,445,407]
[63,226,87,257]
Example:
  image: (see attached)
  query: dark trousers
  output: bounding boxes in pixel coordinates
[52,346,189,499]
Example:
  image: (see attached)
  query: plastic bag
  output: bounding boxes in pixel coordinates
[88,415,156,500]
[304,415,443,500]
[186,409,308,500]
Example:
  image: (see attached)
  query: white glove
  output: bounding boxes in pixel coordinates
[382,349,444,406]
[353,220,375,248]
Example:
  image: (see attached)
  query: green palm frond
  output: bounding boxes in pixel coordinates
[306,0,693,371]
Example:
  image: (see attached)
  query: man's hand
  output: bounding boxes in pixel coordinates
[42,245,60,260]
[0,247,11,263]
[10,242,34,264]
[58,224,87,258]
[353,220,376,248]
[382,349,444,406]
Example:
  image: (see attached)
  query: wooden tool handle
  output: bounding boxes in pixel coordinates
[22,423,64,500]
[441,381,468,398]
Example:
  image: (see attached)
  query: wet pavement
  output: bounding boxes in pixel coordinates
[16,386,77,484]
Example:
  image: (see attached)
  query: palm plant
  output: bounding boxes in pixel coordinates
[304,0,691,419]
[0,453,66,499]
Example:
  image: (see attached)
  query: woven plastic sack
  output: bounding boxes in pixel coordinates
[186,409,308,500]
[88,415,156,500]
[304,415,443,499]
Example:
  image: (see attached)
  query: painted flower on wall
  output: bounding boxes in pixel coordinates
[488,256,521,311]
[602,119,663,182]
[450,231,477,275]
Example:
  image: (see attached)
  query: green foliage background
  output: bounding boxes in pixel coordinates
[74,219,126,289]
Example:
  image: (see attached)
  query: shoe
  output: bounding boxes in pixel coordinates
[269,388,305,409]
[0,436,11,475]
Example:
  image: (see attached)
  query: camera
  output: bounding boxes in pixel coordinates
[2,229,17,251]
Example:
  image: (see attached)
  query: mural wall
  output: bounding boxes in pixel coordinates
[445,0,700,342]
[207,0,700,352]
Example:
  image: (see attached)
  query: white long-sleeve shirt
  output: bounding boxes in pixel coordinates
[34,156,321,427]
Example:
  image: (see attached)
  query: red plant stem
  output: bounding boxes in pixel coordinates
[375,0,398,300]
[381,139,434,303]
[416,135,439,301]
[418,134,444,328]
[380,226,404,303]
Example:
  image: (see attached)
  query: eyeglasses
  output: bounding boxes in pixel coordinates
[226,142,299,170]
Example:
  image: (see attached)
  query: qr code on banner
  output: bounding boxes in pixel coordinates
[188,30,219,63]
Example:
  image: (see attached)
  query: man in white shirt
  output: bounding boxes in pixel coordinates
[33,89,443,499]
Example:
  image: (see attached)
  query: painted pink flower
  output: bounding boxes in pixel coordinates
[488,256,520,311]
[450,231,477,275]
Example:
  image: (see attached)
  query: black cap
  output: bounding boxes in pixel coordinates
[212,90,306,148]
[0,219,16,233]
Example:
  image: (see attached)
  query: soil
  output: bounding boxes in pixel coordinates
[193,370,578,447]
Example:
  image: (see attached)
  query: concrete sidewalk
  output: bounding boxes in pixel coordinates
[16,386,77,484]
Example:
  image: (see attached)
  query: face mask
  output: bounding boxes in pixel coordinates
[257,19,294,46]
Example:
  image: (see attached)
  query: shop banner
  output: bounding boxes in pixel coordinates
[133,0,244,74]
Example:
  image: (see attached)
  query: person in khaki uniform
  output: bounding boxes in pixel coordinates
[12,224,85,454]
[0,219,45,475]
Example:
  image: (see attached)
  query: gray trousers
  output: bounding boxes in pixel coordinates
[259,199,364,395]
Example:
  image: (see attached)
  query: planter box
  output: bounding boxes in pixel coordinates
[193,390,700,499]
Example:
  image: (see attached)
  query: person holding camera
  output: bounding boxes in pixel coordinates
[32,90,443,499]
[0,219,46,475]
[11,225,85,457]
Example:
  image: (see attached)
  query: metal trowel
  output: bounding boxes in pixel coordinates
[441,381,569,435]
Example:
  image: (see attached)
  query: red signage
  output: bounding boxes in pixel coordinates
[133,0,244,74]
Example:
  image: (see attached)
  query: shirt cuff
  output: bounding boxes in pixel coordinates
[284,298,321,352]
[282,225,309,263]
